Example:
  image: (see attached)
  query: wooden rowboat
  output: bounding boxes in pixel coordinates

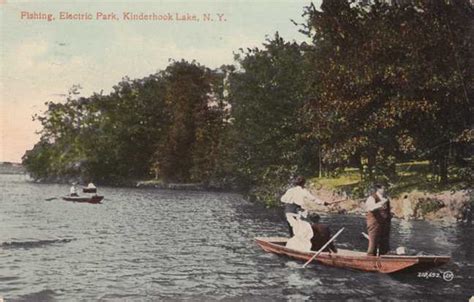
[62,195,104,204]
[255,237,450,274]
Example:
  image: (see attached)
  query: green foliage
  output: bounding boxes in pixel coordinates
[23,61,228,185]
[23,1,473,205]
[226,33,318,203]
[22,141,55,180]
[312,161,471,199]
[154,61,216,182]
[415,198,445,217]
[247,165,293,207]
[303,0,473,183]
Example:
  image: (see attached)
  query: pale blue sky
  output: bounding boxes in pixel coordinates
[0,0,320,162]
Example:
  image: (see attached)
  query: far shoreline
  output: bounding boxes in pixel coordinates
[8,172,472,226]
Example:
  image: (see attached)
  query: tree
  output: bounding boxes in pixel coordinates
[303,0,473,184]
[153,60,227,183]
[227,34,316,203]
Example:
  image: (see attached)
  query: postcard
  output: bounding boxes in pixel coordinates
[1,0,472,301]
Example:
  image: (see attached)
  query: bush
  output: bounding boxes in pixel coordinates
[415,198,445,217]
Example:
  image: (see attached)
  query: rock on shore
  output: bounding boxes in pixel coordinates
[304,188,472,224]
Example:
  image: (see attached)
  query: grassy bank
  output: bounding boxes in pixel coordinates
[303,161,472,223]
[310,161,471,198]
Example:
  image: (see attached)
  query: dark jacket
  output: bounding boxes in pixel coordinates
[367,193,391,223]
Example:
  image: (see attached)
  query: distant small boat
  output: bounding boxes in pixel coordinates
[62,195,103,204]
[255,237,450,274]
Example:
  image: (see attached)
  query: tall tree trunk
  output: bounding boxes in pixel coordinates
[439,155,448,184]
[356,153,364,180]
[318,143,322,178]
[367,151,376,181]
[388,162,397,180]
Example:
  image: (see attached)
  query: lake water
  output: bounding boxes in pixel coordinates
[0,174,472,301]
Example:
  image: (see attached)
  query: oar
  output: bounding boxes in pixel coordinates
[328,198,347,205]
[45,197,57,201]
[303,227,345,268]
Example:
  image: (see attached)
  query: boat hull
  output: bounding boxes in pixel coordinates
[255,237,450,274]
[62,195,104,204]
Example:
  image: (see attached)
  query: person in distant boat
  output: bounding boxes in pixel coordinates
[365,184,392,256]
[85,182,97,195]
[281,176,328,236]
[69,183,78,197]
[79,181,98,195]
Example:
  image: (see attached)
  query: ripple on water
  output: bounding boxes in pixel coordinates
[0,176,473,300]
[9,289,57,302]
[1,238,74,249]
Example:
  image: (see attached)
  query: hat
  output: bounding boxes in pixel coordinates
[293,176,306,187]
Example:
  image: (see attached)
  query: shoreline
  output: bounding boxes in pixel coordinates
[8,173,472,225]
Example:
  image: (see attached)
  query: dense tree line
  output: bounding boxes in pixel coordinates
[23,0,473,204]
[23,61,229,184]
[303,0,473,186]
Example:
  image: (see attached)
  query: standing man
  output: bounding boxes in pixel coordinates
[365,184,391,256]
[281,176,328,236]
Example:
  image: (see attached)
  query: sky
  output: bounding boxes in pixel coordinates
[0,0,320,163]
